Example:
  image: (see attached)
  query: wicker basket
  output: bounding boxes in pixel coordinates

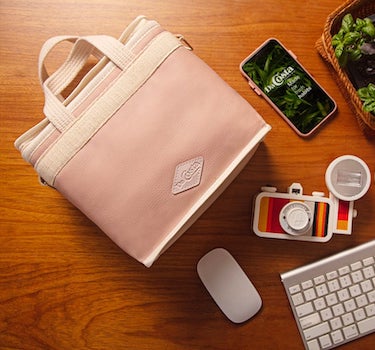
[316,0,375,137]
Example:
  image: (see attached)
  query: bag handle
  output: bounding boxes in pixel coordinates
[41,35,135,132]
[38,35,79,85]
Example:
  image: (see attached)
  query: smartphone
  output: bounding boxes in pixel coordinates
[240,38,337,137]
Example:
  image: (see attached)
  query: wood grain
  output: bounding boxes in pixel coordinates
[1,0,374,349]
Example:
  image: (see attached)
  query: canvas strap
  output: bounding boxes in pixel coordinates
[36,30,182,185]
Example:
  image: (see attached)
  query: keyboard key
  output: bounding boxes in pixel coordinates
[292,292,304,306]
[319,334,332,348]
[302,280,313,290]
[343,324,358,339]
[326,293,338,306]
[303,322,330,341]
[330,329,344,344]
[296,302,314,317]
[354,308,366,322]
[307,339,320,350]
[368,291,375,303]
[351,270,364,283]
[358,315,375,334]
[363,266,374,279]
[314,275,325,285]
[332,303,345,317]
[356,295,369,308]
[313,297,326,311]
[328,279,340,292]
[363,256,374,266]
[351,261,362,271]
[344,299,356,312]
[337,288,350,302]
[330,317,342,330]
[349,284,361,297]
[339,266,350,276]
[365,304,375,317]
[316,284,328,297]
[300,312,321,329]
[304,288,317,301]
[339,275,352,288]
[342,312,354,326]
[289,284,301,294]
[320,308,333,321]
[360,280,373,293]
[326,270,338,280]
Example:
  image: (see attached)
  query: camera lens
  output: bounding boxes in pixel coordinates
[279,202,312,235]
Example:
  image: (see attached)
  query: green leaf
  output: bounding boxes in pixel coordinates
[334,43,344,58]
[358,90,368,100]
[362,19,375,38]
[343,31,360,45]
[355,18,366,30]
[332,29,345,47]
[317,101,328,117]
[342,14,354,32]
[349,48,362,61]
[332,34,342,48]
[368,83,375,96]
[363,101,375,113]
[358,83,375,114]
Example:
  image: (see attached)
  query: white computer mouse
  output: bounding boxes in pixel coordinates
[197,248,262,323]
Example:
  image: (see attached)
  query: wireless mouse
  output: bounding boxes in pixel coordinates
[197,248,262,323]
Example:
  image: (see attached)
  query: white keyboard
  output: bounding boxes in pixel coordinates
[281,240,375,350]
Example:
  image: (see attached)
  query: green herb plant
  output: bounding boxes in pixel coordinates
[332,13,375,67]
[332,13,375,115]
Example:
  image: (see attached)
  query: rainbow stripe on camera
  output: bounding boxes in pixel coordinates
[257,197,330,237]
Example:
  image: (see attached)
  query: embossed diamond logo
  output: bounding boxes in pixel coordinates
[172,156,204,195]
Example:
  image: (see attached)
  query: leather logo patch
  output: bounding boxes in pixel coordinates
[172,156,204,195]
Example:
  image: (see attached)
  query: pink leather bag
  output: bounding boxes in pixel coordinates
[15,16,271,267]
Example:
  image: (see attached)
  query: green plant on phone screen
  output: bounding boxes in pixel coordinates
[242,44,332,134]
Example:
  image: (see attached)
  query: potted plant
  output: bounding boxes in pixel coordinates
[316,0,375,137]
[332,13,375,115]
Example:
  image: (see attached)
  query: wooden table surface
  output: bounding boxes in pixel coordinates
[1,0,374,349]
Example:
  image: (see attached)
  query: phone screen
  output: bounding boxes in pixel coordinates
[240,39,337,136]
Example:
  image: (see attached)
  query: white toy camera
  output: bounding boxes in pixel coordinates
[252,155,371,242]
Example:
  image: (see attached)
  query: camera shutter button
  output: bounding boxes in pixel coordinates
[280,202,312,235]
[312,191,325,197]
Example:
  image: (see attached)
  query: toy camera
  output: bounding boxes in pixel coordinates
[252,155,371,242]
